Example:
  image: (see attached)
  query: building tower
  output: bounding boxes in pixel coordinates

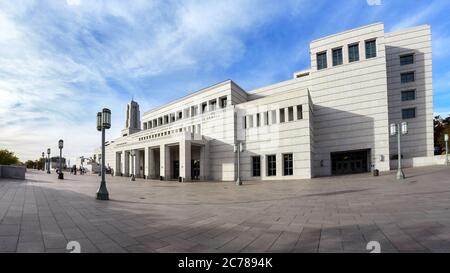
[121,100,141,136]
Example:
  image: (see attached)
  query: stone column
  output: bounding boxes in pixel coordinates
[133,150,140,178]
[165,145,171,179]
[199,144,209,180]
[144,147,149,179]
[160,144,166,180]
[180,140,191,181]
[149,147,156,179]
[122,151,128,176]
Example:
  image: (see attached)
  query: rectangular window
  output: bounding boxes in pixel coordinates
[201,102,207,113]
[219,97,227,108]
[280,109,285,123]
[401,72,415,84]
[283,154,293,176]
[400,54,414,65]
[177,111,182,120]
[288,107,294,122]
[332,47,343,66]
[191,105,198,116]
[401,90,416,101]
[252,156,261,177]
[402,108,416,119]
[148,121,152,129]
[267,155,276,176]
[365,39,377,59]
[316,51,327,70]
[247,115,253,128]
[143,123,147,130]
[256,113,260,127]
[243,116,247,129]
[164,115,169,124]
[296,105,303,120]
[271,110,277,124]
[184,108,190,118]
[348,43,359,62]
[264,111,269,125]
[210,99,217,111]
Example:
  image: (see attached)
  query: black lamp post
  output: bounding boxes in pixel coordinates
[47,148,51,174]
[58,139,64,179]
[96,108,111,200]
[41,152,45,171]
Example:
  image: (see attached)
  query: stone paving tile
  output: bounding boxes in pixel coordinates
[2,166,450,253]
[0,236,18,252]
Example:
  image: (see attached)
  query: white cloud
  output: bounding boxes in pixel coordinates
[66,0,81,6]
[0,0,295,162]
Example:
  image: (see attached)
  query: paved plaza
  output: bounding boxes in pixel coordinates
[1,166,450,253]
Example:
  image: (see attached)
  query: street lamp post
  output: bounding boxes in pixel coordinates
[130,150,136,181]
[445,134,449,166]
[96,108,111,200]
[47,148,51,173]
[58,139,64,179]
[234,142,243,186]
[390,122,408,180]
[41,152,45,171]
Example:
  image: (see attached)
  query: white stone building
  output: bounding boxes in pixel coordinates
[96,22,433,181]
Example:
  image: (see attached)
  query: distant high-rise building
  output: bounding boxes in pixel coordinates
[121,100,141,137]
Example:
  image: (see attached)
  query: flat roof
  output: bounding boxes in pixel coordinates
[143,79,246,116]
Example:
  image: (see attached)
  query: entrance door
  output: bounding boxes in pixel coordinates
[331,149,369,175]
[173,160,179,179]
[191,160,200,180]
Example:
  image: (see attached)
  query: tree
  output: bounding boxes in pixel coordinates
[0,149,20,165]
[434,115,450,155]
[25,160,36,169]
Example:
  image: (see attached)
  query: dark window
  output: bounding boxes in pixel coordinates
[288,107,294,122]
[348,44,359,62]
[220,97,227,108]
[283,154,293,176]
[256,113,260,127]
[252,156,261,177]
[267,155,276,176]
[332,47,343,66]
[400,54,414,65]
[210,100,217,111]
[401,72,415,83]
[264,111,269,125]
[365,39,377,59]
[317,51,327,70]
[201,103,207,113]
[280,108,285,123]
[402,108,416,119]
[243,117,246,129]
[271,110,277,124]
[296,105,303,120]
[401,90,416,101]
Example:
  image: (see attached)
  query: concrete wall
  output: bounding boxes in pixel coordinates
[0,165,26,180]
[385,25,434,159]
[236,88,312,180]
[390,155,448,169]
[309,23,391,176]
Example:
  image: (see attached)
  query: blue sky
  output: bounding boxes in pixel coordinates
[0,0,449,162]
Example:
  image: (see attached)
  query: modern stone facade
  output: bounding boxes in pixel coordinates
[96,22,433,181]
